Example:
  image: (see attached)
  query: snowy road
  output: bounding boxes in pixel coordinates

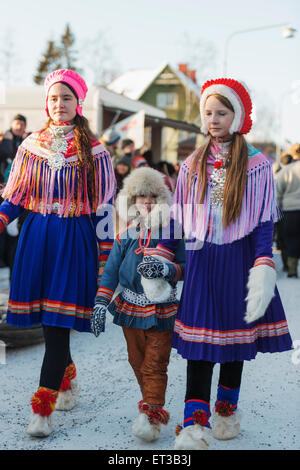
[0,254,299,451]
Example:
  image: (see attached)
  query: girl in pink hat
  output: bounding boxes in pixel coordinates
[0,69,116,437]
[138,78,293,450]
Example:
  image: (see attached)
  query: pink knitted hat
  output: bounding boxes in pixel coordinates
[44,69,88,117]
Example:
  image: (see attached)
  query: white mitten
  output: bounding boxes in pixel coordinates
[139,254,172,303]
[244,257,276,324]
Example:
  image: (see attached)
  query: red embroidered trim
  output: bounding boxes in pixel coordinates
[134,230,151,255]
[254,256,275,270]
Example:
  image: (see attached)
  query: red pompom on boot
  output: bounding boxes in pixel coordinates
[132,400,170,442]
[56,362,79,411]
[27,387,58,437]
[212,385,242,440]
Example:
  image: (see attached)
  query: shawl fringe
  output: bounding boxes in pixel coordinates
[171,146,280,245]
[1,142,115,217]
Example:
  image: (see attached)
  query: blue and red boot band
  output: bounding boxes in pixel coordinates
[184,399,211,429]
[215,384,240,416]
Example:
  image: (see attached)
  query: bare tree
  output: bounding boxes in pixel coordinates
[78,31,120,86]
[0,29,20,85]
[176,33,218,85]
[250,91,278,142]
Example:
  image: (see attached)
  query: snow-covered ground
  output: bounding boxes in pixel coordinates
[0,254,299,451]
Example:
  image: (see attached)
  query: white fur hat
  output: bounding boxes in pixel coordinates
[116,167,172,230]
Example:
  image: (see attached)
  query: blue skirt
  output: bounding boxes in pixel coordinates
[173,237,293,363]
[6,212,98,332]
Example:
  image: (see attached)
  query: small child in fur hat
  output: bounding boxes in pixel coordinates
[91,167,185,442]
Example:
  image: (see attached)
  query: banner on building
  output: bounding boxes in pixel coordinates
[113,110,145,149]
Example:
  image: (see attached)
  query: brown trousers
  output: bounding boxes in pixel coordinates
[122,326,172,406]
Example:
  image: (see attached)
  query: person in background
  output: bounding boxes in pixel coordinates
[0,115,30,274]
[121,138,135,167]
[115,156,131,195]
[276,143,300,278]
[155,161,176,193]
[0,114,30,182]
[131,155,149,169]
[274,153,293,271]
[100,128,121,168]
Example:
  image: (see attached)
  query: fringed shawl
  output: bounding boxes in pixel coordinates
[171,143,280,245]
[1,130,116,217]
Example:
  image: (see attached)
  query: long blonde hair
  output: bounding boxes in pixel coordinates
[189,94,249,228]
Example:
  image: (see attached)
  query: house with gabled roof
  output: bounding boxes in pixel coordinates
[108,62,203,162]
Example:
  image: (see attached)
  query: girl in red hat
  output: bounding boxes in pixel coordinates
[138,78,293,449]
[0,69,116,437]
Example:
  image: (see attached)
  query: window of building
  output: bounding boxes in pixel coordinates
[156,92,178,109]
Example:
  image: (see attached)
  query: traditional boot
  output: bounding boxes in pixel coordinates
[132,400,170,442]
[55,362,79,411]
[27,387,58,437]
[174,400,211,450]
[212,384,242,440]
[287,257,298,278]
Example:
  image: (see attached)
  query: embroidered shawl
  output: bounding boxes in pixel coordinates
[1,128,116,217]
[171,143,279,245]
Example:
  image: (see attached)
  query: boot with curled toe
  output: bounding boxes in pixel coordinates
[132,401,170,442]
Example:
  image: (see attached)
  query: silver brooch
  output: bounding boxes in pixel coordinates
[210,148,230,207]
[47,127,68,171]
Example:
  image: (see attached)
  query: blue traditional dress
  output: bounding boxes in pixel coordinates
[0,124,115,332]
[154,142,293,363]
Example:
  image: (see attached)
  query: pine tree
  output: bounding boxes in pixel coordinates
[33,24,80,84]
[59,24,79,71]
[33,40,61,84]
